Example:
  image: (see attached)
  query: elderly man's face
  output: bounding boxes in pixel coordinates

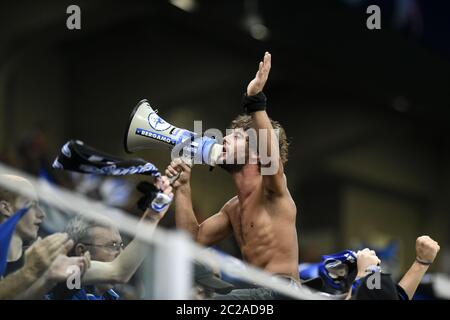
[83,226,123,262]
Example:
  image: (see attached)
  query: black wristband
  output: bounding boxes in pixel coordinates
[415,257,433,266]
[242,92,267,114]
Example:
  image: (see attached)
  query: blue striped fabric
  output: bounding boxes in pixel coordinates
[0,206,30,277]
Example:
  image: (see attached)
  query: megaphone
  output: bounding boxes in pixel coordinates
[124,99,222,167]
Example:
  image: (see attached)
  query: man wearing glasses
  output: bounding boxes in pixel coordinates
[46,176,174,300]
[62,216,126,300]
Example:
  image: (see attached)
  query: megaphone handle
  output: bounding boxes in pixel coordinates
[168,158,193,186]
[169,173,181,185]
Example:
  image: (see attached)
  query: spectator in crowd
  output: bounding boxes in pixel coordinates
[349,236,440,300]
[0,174,173,299]
[0,174,89,299]
[398,236,440,299]
[54,216,125,299]
[46,176,173,300]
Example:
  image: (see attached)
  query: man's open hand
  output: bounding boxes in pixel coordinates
[24,233,73,278]
[46,252,91,283]
[247,52,271,96]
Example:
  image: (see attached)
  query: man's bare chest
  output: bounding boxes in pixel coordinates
[228,202,272,245]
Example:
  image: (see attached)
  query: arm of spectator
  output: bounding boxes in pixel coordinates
[0,266,39,299]
[0,233,71,299]
[398,236,440,300]
[16,252,90,299]
[82,178,173,285]
[345,248,381,300]
[82,219,156,285]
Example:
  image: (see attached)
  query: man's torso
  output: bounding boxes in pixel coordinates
[225,179,299,279]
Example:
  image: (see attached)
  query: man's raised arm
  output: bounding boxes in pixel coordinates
[166,159,232,246]
[245,52,285,195]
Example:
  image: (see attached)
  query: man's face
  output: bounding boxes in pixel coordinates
[84,226,123,262]
[222,128,250,166]
[14,196,45,243]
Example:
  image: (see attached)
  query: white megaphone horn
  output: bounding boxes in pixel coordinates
[124,99,223,169]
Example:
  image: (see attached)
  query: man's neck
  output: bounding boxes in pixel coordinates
[232,164,261,201]
[8,233,23,262]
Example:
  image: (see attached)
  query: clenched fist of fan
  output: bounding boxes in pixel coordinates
[356,248,381,279]
[416,236,440,265]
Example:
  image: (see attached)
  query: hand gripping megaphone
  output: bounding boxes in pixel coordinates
[124,99,223,168]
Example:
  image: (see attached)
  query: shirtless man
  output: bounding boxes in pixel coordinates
[166,52,299,298]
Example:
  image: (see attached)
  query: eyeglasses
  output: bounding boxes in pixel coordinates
[82,242,124,252]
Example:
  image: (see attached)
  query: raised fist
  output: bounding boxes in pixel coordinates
[356,248,381,278]
[165,158,191,189]
[416,236,440,264]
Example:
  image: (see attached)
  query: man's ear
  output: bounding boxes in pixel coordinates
[74,243,87,257]
[0,200,13,219]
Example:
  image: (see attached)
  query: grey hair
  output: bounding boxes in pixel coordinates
[64,215,112,244]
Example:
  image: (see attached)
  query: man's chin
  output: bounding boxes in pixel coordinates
[218,163,243,173]
[24,230,39,243]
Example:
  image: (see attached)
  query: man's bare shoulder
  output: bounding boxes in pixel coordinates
[266,173,289,196]
[221,196,239,214]
[267,174,296,211]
